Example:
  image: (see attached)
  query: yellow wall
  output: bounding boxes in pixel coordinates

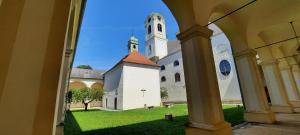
[0,0,71,134]
[91,82,104,89]
[69,81,87,89]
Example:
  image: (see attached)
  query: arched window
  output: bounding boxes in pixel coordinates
[157,16,161,21]
[148,18,151,23]
[174,60,179,67]
[175,73,181,82]
[219,60,231,76]
[161,65,165,71]
[161,76,166,82]
[157,24,162,32]
[148,25,151,34]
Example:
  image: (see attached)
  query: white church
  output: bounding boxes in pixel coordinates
[103,12,242,110]
[102,36,161,110]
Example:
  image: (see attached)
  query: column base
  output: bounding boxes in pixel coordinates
[55,124,64,135]
[271,105,294,113]
[290,101,300,112]
[244,111,276,123]
[186,122,232,135]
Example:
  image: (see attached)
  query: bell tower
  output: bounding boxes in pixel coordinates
[128,35,139,53]
[145,13,168,62]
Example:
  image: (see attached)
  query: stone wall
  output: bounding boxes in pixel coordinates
[70,101,102,109]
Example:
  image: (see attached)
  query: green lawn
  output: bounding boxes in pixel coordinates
[65,104,244,135]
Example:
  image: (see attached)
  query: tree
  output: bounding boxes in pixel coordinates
[160,87,168,101]
[65,91,73,111]
[76,65,93,70]
[70,88,103,111]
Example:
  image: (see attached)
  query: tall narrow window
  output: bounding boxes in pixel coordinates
[161,65,165,71]
[174,60,179,67]
[157,16,161,21]
[148,25,151,34]
[148,45,152,55]
[161,76,166,82]
[158,24,162,32]
[175,73,181,82]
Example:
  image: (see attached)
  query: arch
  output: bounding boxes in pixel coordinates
[157,23,162,32]
[175,73,181,82]
[91,82,103,89]
[161,76,166,82]
[69,81,87,90]
[161,65,165,70]
[209,11,249,53]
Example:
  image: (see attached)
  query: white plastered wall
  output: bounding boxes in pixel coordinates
[103,64,123,110]
[122,63,161,110]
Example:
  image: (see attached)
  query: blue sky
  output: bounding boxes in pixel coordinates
[73,0,179,70]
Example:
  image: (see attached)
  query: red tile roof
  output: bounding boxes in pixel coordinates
[121,51,159,67]
[104,51,159,75]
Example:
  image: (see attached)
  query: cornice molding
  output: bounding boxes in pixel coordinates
[177,25,213,43]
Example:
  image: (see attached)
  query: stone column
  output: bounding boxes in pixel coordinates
[235,49,275,123]
[292,65,300,94]
[280,65,300,112]
[260,60,294,113]
[177,25,232,135]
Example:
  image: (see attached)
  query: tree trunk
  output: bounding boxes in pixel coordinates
[84,103,88,111]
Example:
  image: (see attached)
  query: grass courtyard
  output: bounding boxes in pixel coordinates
[65,104,244,135]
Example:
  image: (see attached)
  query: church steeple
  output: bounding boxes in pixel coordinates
[144,13,168,62]
[128,36,139,53]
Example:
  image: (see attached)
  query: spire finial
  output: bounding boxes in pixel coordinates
[128,34,138,53]
[131,28,135,37]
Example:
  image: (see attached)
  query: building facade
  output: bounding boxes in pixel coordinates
[69,68,105,108]
[147,13,242,103]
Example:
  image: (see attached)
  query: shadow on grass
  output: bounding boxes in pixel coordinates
[224,106,245,126]
[64,107,244,135]
[64,111,82,135]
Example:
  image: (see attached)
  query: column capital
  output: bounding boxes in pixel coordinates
[65,48,73,57]
[177,25,213,43]
[279,65,291,71]
[234,49,257,59]
[260,59,278,66]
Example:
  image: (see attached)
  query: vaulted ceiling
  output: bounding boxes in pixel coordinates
[164,0,300,60]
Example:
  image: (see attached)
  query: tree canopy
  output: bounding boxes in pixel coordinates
[69,88,103,111]
[76,65,93,70]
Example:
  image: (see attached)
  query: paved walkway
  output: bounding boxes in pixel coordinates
[234,113,300,135]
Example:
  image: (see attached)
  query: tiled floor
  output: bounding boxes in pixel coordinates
[234,113,300,135]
